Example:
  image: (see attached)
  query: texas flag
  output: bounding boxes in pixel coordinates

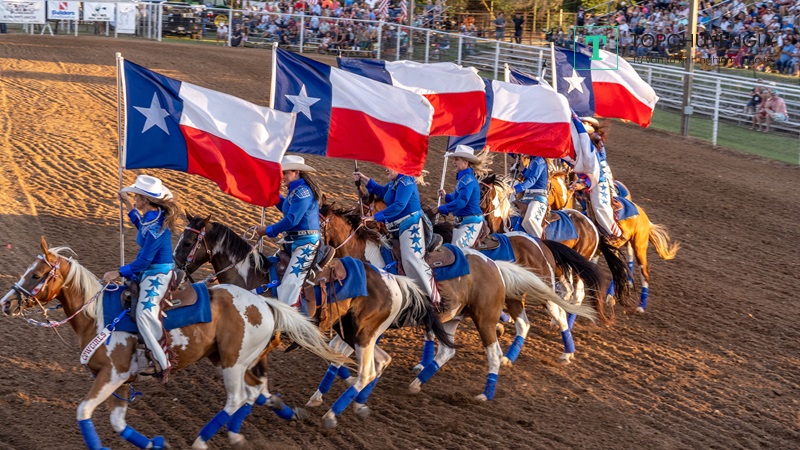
[447,78,573,158]
[274,49,434,176]
[336,59,486,136]
[122,60,294,207]
[555,44,659,127]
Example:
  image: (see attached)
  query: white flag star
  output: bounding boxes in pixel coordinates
[133,93,171,135]
[562,69,586,94]
[285,85,320,121]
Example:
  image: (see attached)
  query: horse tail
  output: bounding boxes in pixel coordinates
[392,275,457,349]
[648,222,680,261]
[541,239,609,325]
[261,296,352,366]
[493,260,597,322]
[598,239,636,310]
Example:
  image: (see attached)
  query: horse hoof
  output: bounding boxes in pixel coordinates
[408,379,422,394]
[321,412,338,429]
[354,403,370,420]
[500,356,512,366]
[605,295,616,308]
[293,408,310,422]
[306,397,324,408]
[191,438,208,450]
[474,393,488,401]
[228,432,246,448]
[266,394,284,409]
[344,377,357,387]
[635,306,645,314]
[495,323,505,338]
[412,364,424,375]
[559,353,574,365]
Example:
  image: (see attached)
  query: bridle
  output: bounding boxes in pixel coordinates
[319,211,367,251]
[177,225,254,284]
[13,255,62,308]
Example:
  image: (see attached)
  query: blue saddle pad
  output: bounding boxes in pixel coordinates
[614,180,630,198]
[477,233,516,262]
[379,246,399,275]
[615,196,639,221]
[312,257,368,305]
[103,283,212,334]
[432,244,470,281]
[545,211,579,242]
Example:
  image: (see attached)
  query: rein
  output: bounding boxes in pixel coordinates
[21,277,116,329]
[320,211,368,251]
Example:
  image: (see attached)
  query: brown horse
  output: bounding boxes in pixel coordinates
[0,237,347,450]
[173,214,456,429]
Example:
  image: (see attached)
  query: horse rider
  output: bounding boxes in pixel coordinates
[437,145,489,249]
[511,153,549,238]
[255,155,322,309]
[353,168,442,304]
[102,175,179,377]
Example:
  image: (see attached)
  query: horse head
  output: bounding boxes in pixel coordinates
[478,174,515,234]
[173,212,214,275]
[2,237,70,316]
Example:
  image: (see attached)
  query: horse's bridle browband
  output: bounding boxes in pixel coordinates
[184,227,212,264]
[13,255,62,307]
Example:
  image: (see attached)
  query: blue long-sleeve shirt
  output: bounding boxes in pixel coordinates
[367,175,421,223]
[119,209,174,279]
[514,156,548,194]
[438,168,482,217]
[265,178,320,238]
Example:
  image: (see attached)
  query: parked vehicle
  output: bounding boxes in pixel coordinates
[162,2,202,36]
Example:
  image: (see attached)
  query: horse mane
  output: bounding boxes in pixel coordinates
[48,247,103,322]
[321,203,385,244]
[206,221,268,273]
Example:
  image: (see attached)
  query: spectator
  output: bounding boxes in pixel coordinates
[494,12,506,41]
[216,22,228,45]
[513,13,524,44]
[0,23,6,34]
[756,89,789,132]
[746,80,764,116]
[231,24,244,47]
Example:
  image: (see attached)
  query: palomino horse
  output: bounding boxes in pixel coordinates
[0,237,347,450]
[173,214,455,429]
[319,201,598,378]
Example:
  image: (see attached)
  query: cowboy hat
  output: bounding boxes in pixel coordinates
[445,145,480,163]
[120,175,173,200]
[281,154,316,172]
[581,116,600,133]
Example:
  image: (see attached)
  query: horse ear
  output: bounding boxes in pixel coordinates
[203,214,212,228]
[320,193,328,205]
[39,236,49,255]
[185,209,193,221]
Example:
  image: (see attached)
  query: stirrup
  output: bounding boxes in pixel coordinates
[427,234,443,253]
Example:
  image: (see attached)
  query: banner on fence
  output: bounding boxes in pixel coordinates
[0,0,46,24]
[83,1,114,21]
[114,2,136,33]
[46,1,78,20]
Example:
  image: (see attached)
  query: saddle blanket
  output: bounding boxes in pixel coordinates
[476,233,516,262]
[378,243,470,281]
[615,196,639,221]
[545,211,579,242]
[103,283,212,334]
[312,256,368,305]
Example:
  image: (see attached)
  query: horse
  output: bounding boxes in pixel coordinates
[172,213,456,429]
[0,237,348,450]
[319,200,599,374]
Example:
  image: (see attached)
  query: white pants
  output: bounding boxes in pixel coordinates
[277,241,320,307]
[399,217,441,304]
[452,221,482,249]
[589,179,622,237]
[137,272,172,371]
[521,199,547,238]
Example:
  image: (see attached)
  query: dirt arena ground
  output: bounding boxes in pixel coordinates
[0,35,798,449]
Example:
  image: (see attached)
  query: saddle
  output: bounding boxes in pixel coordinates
[302,258,348,329]
[611,197,624,212]
[546,211,562,222]
[473,234,501,251]
[388,235,453,275]
[121,270,190,319]
[273,244,336,283]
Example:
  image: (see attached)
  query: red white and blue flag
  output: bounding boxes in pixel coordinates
[122,60,294,207]
[447,78,573,158]
[399,0,407,22]
[274,48,433,176]
[554,44,659,127]
[337,58,486,136]
[376,0,389,18]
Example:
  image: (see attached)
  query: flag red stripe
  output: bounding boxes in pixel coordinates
[486,119,572,158]
[424,91,487,136]
[182,126,283,207]
[328,108,428,176]
[592,81,655,127]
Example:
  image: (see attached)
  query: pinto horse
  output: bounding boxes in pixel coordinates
[319,201,597,379]
[173,214,456,429]
[0,237,347,450]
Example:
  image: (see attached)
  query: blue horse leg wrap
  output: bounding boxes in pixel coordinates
[255,393,268,406]
[120,425,151,449]
[274,404,296,420]
[354,377,379,404]
[504,336,525,363]
[330,385,360,416]
[607,280,615,296]
[499,311,511,323]
[227,403,253,434]
[627,261,635,280]
[78,419,105,450]
[420,340,435,367]
[567,313,577,330]
[561,329,576,354]
[198,410,231,442]
[483,373,498,400]
[639,287,649,309]
[318,365,338,394]
[337,365,352,380]
[151,436,165,450]
[416,361,441,384]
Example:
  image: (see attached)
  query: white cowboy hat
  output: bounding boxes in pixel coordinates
[120,175,173,200]
[445,145,479,163]
[580,116,600,133]
[281,154,316,172]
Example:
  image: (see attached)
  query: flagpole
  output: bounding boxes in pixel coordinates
[503,63,509,177]
[262,43,279,253]
[116,52,126,267]
[354,160,363,215]
[550,42,557,91]
[435,154,448,223]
